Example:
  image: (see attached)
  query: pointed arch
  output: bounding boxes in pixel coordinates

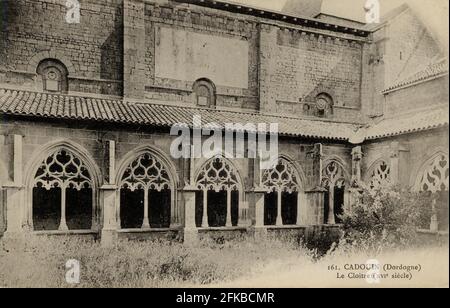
[194,155,243,228]
[261,154,306,193]
[116,145,179,229]
[25,139,101,190]
[412,150,449,232]
[322,158,350,188]
[261,155,306,226]
[322,157,350,225]
[413,151,449,193]
[24,139,102,232]
[194,155,243,192]
[366,158,391,189]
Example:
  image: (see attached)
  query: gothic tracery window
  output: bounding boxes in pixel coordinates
[369,161,391,189]
[414,153,449,231]
[195,156,240,228]
[32,149,93,231]
[119,153,172,229]
[322,161,347,225]
[414,154,449,193]
[261,158,301,226]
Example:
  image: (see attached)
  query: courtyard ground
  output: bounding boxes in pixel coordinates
[0,235,448,288]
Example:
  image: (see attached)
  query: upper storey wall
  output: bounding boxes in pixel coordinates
[0,0,370,123]
[0,0,124,96]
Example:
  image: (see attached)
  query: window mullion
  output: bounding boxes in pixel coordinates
[59,183,68,231]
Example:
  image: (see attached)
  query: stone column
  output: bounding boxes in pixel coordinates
[351,146,363,186]
[101,185,118,247]
[183,186,198,245]
[101,140,118,247]
[276,188,283,226]
[430,197,439,232]
[327,185,336,225]
[390,142,400,184]
[201,189,208,228]
[304,143,326,225]
[123,0,146,99]
[253,187,267,239]
[305,188,326,225]
[3,134,25,248]
[297,191,307,226]
[226,189,232,227]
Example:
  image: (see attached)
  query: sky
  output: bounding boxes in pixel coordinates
[233,0,449,51]
[233,0,448,23]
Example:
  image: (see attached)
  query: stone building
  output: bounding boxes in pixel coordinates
[0,0,448,245]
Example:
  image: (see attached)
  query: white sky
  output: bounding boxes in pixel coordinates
[233,0,449,51]
[233,0,447,23]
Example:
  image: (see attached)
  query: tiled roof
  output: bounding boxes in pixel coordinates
[383,59,448,93]
[0,88,359,141]
[363,106,449,140]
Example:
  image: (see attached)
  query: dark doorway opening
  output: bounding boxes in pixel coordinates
[120,189,144,229]
[264,191,277,226]
[208,191,227,227]
[149,189,171,228]
[334,187,345,224]
[282,192,298,225]
[33,187,61,231]
[195,190,239,227]
[66,188,93,230]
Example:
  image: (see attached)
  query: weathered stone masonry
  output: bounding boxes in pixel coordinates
[0,0,448,245]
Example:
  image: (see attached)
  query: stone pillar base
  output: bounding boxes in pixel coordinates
[251,226,268,241]
[1,231,26,252]
[101,230,118,247]
[183,228,199,246]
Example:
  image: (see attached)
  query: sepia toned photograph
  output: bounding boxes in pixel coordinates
[0,0,448,291]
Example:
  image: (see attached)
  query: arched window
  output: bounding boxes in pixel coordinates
[315,93,334,117]
[37,59,69,93]
[369,160,391,189]
[195,156,240,228]
[414,153,449,231]
[32,149,93,231]
[193,79,216,108]
[261,158,301,226]
[119,153,173,229]
[322,161,347,225]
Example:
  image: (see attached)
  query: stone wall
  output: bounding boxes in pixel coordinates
[0,116,351,236]
[384,76,449,116]
[362,128,449,188]
[0,0,124,96]
[258,24,366,122]
[383,9,442,88]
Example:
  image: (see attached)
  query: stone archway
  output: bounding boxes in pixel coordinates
[322,159,350,225]
[24,140,102,232]
[194,155,243,228]
[413,152,449,231]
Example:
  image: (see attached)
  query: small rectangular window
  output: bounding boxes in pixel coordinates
[45,80,60,92]
[198,96,209,107]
